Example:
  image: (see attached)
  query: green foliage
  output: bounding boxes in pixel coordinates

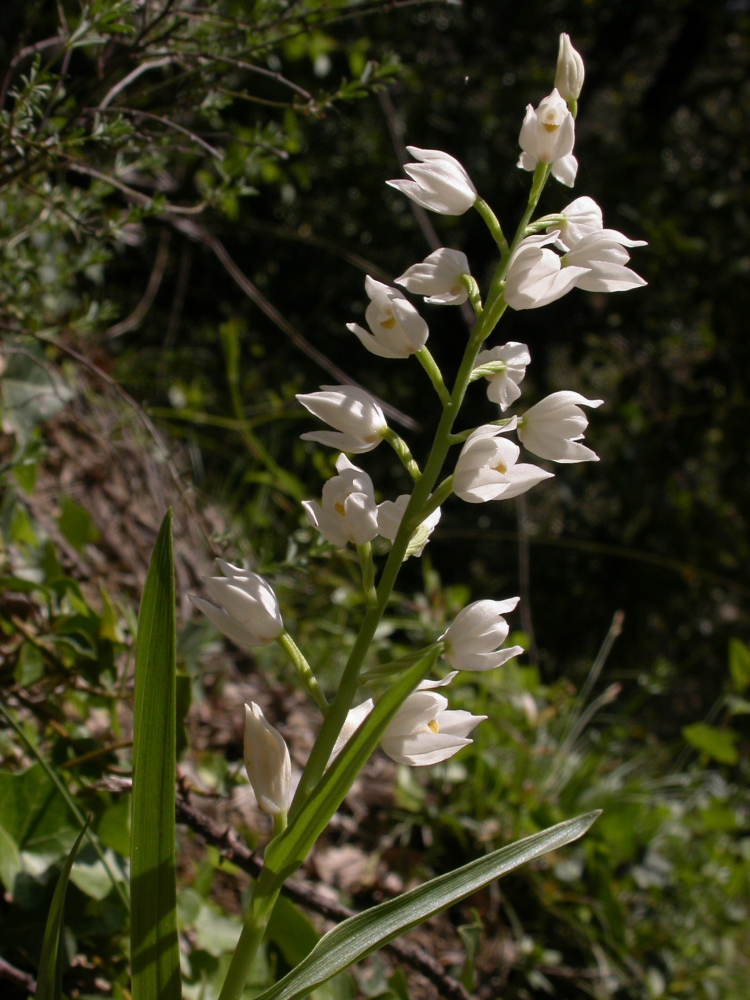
[130,510,180,1000]
[36,821,89,1000]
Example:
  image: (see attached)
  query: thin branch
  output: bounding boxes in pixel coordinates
[196,54,312,100]
[97,56,175,109]
[106,227,171,339]
[96,106,225,160]
[0,956,36,992]
[0,36,65,109]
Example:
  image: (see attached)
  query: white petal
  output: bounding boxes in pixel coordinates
[301,430,379,454]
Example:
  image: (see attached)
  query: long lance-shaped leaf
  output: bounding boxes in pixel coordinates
[257,812,600,1000]
[261,647,441,888]
[36,820,89,1000]
[130,510,181,1000]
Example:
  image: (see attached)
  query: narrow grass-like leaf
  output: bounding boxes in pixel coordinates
[256,812,600,1000]
[36,820,89,1000]
[262,647,441,887]
[131,510,181,1000]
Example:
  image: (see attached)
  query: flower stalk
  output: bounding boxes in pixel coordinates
[277,632,328,712]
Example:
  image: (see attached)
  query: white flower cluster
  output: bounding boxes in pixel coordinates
[188,33,649,813]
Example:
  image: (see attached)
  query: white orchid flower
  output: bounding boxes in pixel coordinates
[504,231,590,310]
[189,561,283,649]
[395,248,471,305]
[332,679,484,768]
[297,385,387,454]
[347,276,429,359]
[555,33,585,104]
[547,196,603,251]
[454,424,554,503]
[562,229,647,292]
[442,598,524,672]
[243,702,292,816]
[473,343,531,410]
[518,391,603,463]
[386,146,477,216]
[302,454,379,546]
[377,494,442,558]
[518,89,578,187]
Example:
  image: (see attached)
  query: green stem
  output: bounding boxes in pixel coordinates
[357,543,378,608]
[474,196,509,253]
[218,887,279,1000]
[382,427,421,481]
[416,347,451,407]
[419,476,454,522]
[288,163,554,820]
[277,632,328,712]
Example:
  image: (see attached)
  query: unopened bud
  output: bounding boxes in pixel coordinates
[243,702,291,816]
[555,33,585,104]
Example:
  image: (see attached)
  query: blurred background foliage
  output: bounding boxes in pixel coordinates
[1,0,749,998]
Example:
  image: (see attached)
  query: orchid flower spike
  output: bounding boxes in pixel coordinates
[555,34,585,104]
[386,147,477,216]
[377,495,442,558]
[504,232,590,310]
[189,561,283,650]
[297,385,387,454]
[453,424,554,503]
[347,276,428,359]
[243,702,292,816]
[518,391,604,463]
[473,343,531,411]
[561,229,648,292]
[302,453,379,546]
[442,598,524,672]
[518,89,578,187]
[395,248,471,305]
[547,196,603,251]
[332,676,485,767]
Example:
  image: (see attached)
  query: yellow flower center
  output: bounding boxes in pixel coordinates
[542,121,560,133]
[493,461,508,475]
[427,719,439,734]
[335,503,346,516]
[380,313,397,329]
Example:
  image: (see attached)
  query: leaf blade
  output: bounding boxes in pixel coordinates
[130,510,181,1000]
[36,820,89,1000]
[256,812,601,1000]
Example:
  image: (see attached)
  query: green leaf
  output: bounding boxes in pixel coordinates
[36,820,88,1000]
[254,813,600,1000]
[682,722,738,765]
[58,494,100,553]
[130,509,181,1000]
[1,350,73,444]
[263,647,441,887]
[729,638,750,693]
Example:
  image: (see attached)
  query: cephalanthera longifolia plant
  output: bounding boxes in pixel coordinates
[42,32,645,1000]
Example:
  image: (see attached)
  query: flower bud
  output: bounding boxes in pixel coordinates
[554,33,585,104]
[189,563,283,650]
[386,147,477,216]
[517,391,603,463]
[395,248,471,306]
[297,385,387,454]
[243,702,292,816]
[442,599,524,672]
